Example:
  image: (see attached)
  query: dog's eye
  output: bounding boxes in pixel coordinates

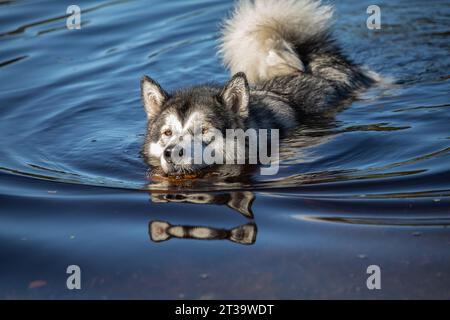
[162,129,172,137]
[202,127,208,135]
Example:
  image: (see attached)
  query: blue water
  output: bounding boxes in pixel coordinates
[0,0,449,299]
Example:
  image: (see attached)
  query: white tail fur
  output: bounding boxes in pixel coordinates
[219,0,333,84]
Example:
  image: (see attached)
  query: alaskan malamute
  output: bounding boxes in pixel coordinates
[140,0,376,176]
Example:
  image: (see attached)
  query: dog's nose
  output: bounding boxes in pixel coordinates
[164,147,173,163]
[164,146,185,163]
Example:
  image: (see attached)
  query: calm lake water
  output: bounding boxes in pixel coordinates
[0,0,449,299]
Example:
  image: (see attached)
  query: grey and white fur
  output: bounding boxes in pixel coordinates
[140,0,377,176]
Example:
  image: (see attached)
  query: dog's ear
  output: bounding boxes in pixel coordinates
[220,72,250,118]
[141,75,168,119]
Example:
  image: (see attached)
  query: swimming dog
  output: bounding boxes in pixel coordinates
[140,0,375,176]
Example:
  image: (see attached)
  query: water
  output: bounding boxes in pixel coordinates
[0,0,449,299]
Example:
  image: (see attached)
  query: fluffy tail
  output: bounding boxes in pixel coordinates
[219,0,334,84]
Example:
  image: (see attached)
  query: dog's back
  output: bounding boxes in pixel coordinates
[220,0,376,118]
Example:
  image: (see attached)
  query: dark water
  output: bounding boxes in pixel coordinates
[1,0,449,299]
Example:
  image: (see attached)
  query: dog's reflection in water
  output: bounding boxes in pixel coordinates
[151,191,254,218]
[150,221,257,245]
[148,191,257,245]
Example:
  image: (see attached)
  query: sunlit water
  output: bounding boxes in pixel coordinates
[0,0,449,299]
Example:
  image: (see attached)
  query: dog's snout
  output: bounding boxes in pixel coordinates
[163,146,185,163]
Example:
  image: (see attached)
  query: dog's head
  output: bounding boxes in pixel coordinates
[140,73,250,176]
